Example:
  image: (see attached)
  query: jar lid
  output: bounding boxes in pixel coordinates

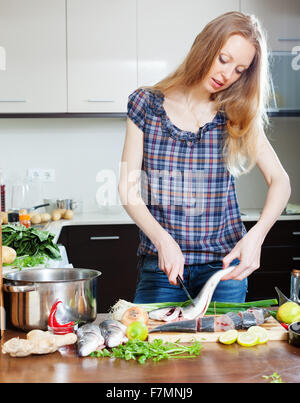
[292,269,300,276]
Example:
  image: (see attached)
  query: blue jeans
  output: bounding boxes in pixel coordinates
[134,255,248,304]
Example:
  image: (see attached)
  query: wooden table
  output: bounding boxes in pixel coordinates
[1,315,300,384]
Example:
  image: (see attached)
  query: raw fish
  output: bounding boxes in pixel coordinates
[149,265,236,321]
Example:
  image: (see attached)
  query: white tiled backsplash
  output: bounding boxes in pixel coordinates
[0,116,299,212]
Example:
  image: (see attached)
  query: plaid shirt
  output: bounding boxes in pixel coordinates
[127,88,246,265]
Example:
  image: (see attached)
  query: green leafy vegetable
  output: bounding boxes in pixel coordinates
[2,224,61,260]
[3,254,49,270]
[262,372,284,383]
[90,339,202,364]
[134,299,278,315]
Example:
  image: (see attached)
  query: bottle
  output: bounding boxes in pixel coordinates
[290,269,300,304]
[0,169,5,212]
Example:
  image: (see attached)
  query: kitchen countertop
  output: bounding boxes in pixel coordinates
[44,208,300,243]
[1,314,300,383]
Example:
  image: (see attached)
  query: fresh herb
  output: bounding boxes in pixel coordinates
[90,339,202,364]
[262,372,284,383]
[3,254,49,270]
[2,224,61,260]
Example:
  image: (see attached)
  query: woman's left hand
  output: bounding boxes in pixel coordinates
[221,226,264,280]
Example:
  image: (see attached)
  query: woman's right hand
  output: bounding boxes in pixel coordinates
[156,232,185,285]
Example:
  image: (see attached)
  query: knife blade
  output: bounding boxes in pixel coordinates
[177,275,195,307]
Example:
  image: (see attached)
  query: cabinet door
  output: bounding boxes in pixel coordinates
[241,0,300,51]
[0,0,67,113]
[58,225,140,313]
[244,220,300,301]
[67,0,137,113]
[137,0,239,87]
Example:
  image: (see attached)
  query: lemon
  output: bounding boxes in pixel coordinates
[126,321,148,341]
[247,326,269,344]
[277,302,300,324]
[218,329,238,345]
[237,332,259,347]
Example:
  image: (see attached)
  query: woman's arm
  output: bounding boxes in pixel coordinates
[118,118,185,284]
[222,132,291,280]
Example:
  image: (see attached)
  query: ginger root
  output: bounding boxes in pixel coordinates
[2,329,77,357]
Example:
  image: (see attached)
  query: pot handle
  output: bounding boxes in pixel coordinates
[3,282,37,293]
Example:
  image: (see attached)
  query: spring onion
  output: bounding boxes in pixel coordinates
[109,298,278,320]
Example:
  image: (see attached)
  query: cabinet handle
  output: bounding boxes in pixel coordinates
[292,257,300,261]
[0,99,26,102]
[278,38,300,41]
[292,232,300,236]
[86,98,115,103]
[90,236,120,241]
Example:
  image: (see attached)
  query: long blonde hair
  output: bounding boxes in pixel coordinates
[147,12,271,177]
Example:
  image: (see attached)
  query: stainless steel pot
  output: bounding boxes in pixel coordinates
[3,268,101,331]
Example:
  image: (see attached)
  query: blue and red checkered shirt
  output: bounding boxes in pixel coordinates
[127,88,246,265]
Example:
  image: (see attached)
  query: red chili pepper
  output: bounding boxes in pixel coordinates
[280,322,289,330]
[48,300,75,329]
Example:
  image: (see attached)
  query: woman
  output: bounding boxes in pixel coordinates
[118,12,291,304]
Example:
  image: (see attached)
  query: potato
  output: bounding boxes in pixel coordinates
[2,245,17,264]
[30,213,41,225]
[51,210,61,221]
[40,213,51,223]
[0,211,8,224]
[63,209,74,220]
[57,208,66,216]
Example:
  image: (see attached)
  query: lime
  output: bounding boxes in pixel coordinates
[126,321,148,341]
[277,302,300,324]
[247,326,269,344]
[218,329,238,345]
[237,332,259,347]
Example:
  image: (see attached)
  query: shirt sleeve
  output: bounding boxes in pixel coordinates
[127,88,149,132]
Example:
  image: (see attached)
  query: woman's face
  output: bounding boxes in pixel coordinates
[203,34,256,93]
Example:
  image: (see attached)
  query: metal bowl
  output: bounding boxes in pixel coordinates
[288,321,300,347]
[3,267,101,331]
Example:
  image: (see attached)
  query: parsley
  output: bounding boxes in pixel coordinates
[90,339,202,364]
[262,372,284,383]
[3,254,49,270]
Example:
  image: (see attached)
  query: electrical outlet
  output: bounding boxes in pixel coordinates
[27,168,55,183]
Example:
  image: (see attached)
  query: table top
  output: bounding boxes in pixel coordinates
[1,316,300,384]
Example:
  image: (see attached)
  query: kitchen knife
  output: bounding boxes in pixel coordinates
[177,275,195,307]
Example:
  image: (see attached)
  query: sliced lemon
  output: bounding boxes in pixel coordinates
[218,329,238,345]
[237,332,259,347]
[247,326,269,344]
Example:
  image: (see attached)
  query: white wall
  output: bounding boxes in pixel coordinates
[236,117,300,208]
[0,116,299,212]
[0,117,126,212]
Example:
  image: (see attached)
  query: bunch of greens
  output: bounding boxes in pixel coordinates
[136,299,278,316]
[3,254,49,270]
[90,339,202,364]
[2,224,61,260]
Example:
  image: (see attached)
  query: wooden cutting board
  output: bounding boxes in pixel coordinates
[147,315,288,343]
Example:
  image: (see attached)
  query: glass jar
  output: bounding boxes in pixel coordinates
[19,213,31,228]
[290,269,300,304]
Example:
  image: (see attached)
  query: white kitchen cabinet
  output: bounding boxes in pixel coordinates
[241,0,300,51]
[137,0,239,87]
[67,0,137,113]
[0,0,67,113]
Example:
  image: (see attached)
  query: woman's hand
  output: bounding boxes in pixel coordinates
[221,226,265,280]
[156,232,185,285]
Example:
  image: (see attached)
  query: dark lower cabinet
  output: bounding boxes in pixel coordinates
[244,220,300,302]
[58,224,140,313]
[58,219,300,310]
